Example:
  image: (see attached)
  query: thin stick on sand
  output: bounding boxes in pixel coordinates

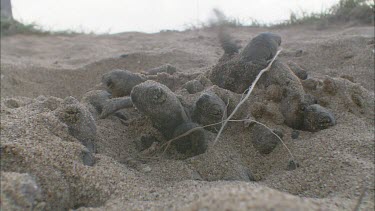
[213,49,282,146]
[353,186,367,211]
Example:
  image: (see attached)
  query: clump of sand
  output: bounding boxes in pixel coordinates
[1,24,374,210]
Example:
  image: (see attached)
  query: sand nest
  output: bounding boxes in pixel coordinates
[1,25,374,210]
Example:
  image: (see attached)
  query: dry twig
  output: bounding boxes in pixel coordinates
[353,185,367,211]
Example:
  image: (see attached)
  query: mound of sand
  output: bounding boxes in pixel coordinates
[1,24,374,210]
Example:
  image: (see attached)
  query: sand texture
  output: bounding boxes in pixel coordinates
[1,24,374,210]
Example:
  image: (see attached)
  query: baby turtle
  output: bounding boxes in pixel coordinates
[81,90,133,119]
[172,122,207,156]
[248,124,280,154]
[209,56,264,93]
[81,90,111,117]
[192,92,227,132]
[302,104,336,132]
[209,32,281,93]
[131,81,208,156]
[131,80,189,139]
[99,97,133,119]
[268,60,308,129]
[54,97,97,152]
[240,32,281,65]
[212,35,334,133]
[182,79,204,94]
[102,69,146,97]
[287,61,308,80]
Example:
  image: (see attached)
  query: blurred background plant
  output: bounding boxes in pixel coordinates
[285,0,374,26]
[1,0,374,36]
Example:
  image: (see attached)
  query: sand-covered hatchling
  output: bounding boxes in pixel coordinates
[81,89,133,119]
[81,90,111,118]
[287,61,308,80]
[268,60,309,129]
[192,92,227,132]
[182,79,205,94]
[172,122,207,155]
[131,80,189,138]
[54,96,97,152]
[269,61,336,131]
[209,57,265,93]
[102,69,146,97]
[209,32,282,93]
[99,97,133,119]
[302,104,336,132]
[210,32,336,132]
[131,80,208,156]
[247,124,280,154]
[240,32,282,65]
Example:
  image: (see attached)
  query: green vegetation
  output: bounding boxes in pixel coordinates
[0,17,82,37]
[1,18,45,36]
[187,0,374,30]
[283,0,374,26]
[1,0,373,36]
[330,0,374,23]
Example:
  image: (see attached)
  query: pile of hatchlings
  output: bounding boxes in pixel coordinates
[61,32,340,165]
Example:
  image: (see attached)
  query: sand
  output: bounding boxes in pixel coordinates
[1,23,374,210]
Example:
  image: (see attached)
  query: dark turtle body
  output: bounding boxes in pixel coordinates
[303,104,336,132]
[130,80,189,139]
[240,32,281,65]
[102,69,146,97]
[192,92,227,132]
[131,80,208,156]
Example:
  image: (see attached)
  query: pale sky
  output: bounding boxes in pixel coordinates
[12,0,339,34]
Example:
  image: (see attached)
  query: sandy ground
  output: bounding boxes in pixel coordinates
[1,23,374,210]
